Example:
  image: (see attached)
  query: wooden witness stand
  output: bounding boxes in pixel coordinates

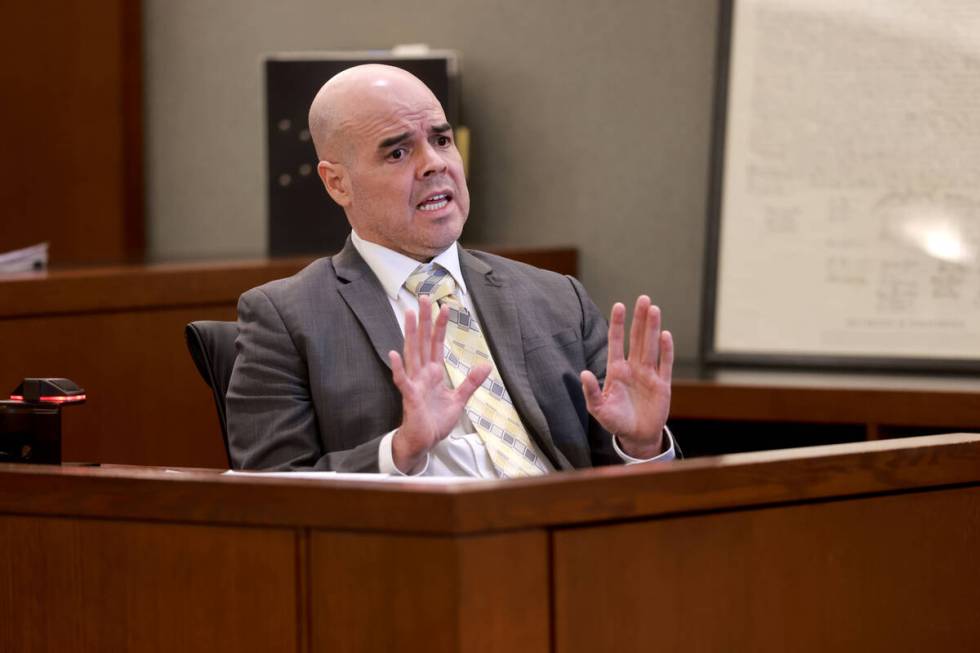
[2,433,978,652]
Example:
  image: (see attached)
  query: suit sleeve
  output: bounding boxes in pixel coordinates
[566,276,623,467]
[225,287,385,472]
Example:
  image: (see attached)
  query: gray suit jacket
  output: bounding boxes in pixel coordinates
[226,238,619,472]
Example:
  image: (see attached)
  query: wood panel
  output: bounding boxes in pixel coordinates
[0,250,572,320]
[671,367,980,454]
[673,375,980,428]
[0,0,143,264]
[310,529,550,652]
[553,486,980,653]
[0,305,234,466]
[0,434,977,537]
[0,515,299,652]
[0,435,977,650]
[0,259,311,467]
[0,258,313,318]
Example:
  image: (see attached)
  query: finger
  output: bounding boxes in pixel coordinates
[431,304,449,363]
[660,330,674,384]
[403,308,418,374]
[389,351,408,391]
[640,305,662,366]
[629,295,651,361]
[454,362,491,404]
[607,302,627,366]
[418,296,432,363]
[580,370,603,413]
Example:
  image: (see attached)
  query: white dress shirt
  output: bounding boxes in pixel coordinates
[349,230,675,476]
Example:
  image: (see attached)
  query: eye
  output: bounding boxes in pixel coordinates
[387,147,407,161]
[435,135,452,147]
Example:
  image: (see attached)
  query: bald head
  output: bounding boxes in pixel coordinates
[307,63,468,260]
[308,64,443,164]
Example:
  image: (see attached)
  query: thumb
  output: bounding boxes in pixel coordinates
[580,370,603,413]
[454,363,491,404]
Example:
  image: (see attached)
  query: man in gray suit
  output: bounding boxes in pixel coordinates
[227,64,675,475]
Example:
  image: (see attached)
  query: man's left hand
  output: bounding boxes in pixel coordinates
[580,295,673,459]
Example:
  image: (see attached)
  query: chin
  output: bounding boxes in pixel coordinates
[424,217,465,243]
[409,233,461,260]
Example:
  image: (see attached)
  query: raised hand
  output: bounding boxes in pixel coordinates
[580,295,674,459]
[389,295,491,472]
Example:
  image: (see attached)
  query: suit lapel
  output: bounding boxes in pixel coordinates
[333,238,402,370]
[459,249,572,470]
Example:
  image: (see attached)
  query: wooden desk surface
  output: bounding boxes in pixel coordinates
[0,246,576,319]
[0,257,314,318]
[2,432,976,536]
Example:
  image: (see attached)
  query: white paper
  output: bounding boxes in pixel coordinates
[220,470,485,484]
[715,0,980,360]
[0,242,48,273]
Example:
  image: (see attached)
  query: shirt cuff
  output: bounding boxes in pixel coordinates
[378,430,431,476]
[611,425,677,464]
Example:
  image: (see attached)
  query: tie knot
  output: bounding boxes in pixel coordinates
[405,265,456,303]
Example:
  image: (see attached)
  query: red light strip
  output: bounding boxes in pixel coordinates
[8,394,86,403]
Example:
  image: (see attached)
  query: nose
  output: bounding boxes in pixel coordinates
[417,141,448,179]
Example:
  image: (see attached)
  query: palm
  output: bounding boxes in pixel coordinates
[397,356,467,450]
[592,359,670,438]
[582,296,674,458]
[389,297,490,470]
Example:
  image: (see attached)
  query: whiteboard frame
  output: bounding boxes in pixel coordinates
[700,0,980,374]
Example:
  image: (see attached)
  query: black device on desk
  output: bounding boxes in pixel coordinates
[0,378,86,464]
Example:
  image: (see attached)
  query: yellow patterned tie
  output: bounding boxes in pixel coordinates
[405,264,548,477]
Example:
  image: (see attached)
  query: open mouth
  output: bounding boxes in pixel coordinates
[417,192,453,212]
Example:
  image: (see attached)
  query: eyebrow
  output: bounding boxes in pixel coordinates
[377,123,453,150]
[378,132,411,150]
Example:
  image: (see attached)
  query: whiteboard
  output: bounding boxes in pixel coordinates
[706,0,980,370]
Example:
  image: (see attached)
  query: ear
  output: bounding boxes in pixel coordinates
[318,160,352,207]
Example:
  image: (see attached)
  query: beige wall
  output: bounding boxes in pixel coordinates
[144,0,719,361]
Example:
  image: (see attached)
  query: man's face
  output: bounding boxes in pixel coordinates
[334,81,470,261]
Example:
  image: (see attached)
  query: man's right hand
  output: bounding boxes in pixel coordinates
[388,295,491,473]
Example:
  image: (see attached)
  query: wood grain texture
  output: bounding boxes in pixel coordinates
[0,306,235,467]
[0,433,976,535]
[120,0,144,260]
[0,434,976,650]
[672,368,980,429]
[0,258,314,319]
[0,249,574,320]
[0,0,142,264]
[310,530,549,652]
[553,486,980,653]
[0,515,299,652]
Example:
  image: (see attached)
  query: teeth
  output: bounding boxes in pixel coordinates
[419,199,448,212]
[418,194,450,211]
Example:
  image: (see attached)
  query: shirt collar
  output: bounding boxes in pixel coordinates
[350,230,468,300]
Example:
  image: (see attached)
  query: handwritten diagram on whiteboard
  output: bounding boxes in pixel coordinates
[707,0,980,368]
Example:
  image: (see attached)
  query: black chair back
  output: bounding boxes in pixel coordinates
[184,320,238,466]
